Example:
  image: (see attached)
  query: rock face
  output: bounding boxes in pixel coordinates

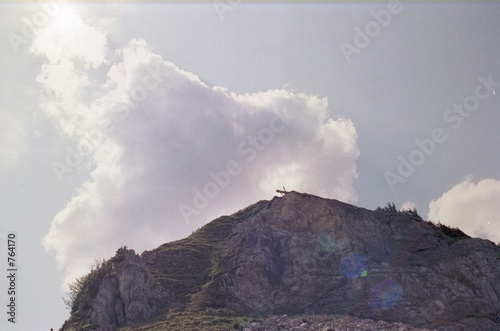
[90,249,167,330]
[60,192,500,331]
[61,249,168,331]
[217,193,499,330]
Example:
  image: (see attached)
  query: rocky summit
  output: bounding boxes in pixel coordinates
[60,191,499,331]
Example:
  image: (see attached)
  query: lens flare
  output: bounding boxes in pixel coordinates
[370,277,403,310]
[340,253,366,279]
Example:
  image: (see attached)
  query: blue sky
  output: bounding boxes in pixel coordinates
[0,2,499,330]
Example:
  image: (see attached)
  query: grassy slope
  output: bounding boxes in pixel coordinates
[122,200,270,330]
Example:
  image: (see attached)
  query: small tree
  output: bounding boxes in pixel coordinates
[429,221,470,239]
[63,258,110,312]
[376,202,398,213]
[376,202,423,221]
[401,208,423,222]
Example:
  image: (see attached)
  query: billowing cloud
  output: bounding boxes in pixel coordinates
[428,176,500,244]
[35,12,359,285]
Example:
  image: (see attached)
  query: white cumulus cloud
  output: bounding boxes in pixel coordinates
[428,176,500,244]
[35,12,360,286]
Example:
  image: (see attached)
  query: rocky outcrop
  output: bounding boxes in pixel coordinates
[90,249,168,330]
[216,192,499,330]
[61,249,169,331]
[60,191,499,331]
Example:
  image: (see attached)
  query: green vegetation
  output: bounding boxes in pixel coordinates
[376,202,398,214]
[375,202,424,222]
[376,202,470,240]
[64,258,109,313]
[64,246,129,313]
[428,221,470,240]
[61,262,106,330]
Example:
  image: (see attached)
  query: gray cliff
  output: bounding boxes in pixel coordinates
[216,192,499,330]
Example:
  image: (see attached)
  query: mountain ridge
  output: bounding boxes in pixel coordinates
[60,191,500,331]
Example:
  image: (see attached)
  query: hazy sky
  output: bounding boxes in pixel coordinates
[0,1,499,330]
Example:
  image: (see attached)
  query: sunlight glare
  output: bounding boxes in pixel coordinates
[52,5,81,33]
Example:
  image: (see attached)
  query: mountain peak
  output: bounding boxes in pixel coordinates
[60,192,499,331]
